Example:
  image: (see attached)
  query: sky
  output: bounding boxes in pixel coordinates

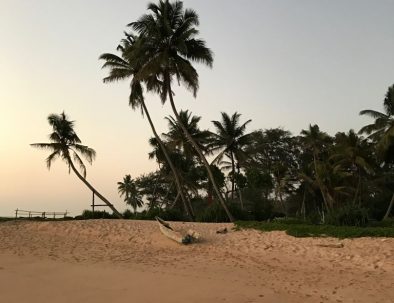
[1,0,394,217]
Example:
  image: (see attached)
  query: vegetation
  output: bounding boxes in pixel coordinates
[31,112,123,218]
[236,220,394,238]
[29,1,393,230]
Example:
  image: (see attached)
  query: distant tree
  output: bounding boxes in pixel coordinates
[300,124,335,211]
[31,112,123,218]
[245,128,299,215]
[331,130,374,205]
[118,175,143,213]
[164,110,211,161]
[210,112,253,199]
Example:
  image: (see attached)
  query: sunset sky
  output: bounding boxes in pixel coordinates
[1,0,394,216]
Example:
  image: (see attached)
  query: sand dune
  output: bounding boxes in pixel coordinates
[0,220,393,303]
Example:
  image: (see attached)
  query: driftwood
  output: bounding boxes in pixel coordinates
[155,217,200,244]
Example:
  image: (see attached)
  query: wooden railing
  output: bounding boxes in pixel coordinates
[15,209,68,219]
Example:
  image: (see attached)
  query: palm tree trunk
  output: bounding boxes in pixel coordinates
[353,170,362,206]
[169,191,180,209]
[140,100,194,221]
[313,153,330,212]
[301,188,306,221]
[383,193,394,221]
[68,159,123,219]
[167,84,234,222]
[230,152,235,200]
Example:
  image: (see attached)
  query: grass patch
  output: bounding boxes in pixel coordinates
[235,220,394,238]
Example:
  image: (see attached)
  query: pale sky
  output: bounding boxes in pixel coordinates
[1,0,394,217]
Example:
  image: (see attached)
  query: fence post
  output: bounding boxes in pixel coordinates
[15,209,18,219]
[29,211,31,219]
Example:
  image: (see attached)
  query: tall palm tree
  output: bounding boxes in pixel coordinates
[128,0,234,221]
[300,124,334,211]
[118,175,144,213]
[210,112,252,199]
[31,112,123,218]
[99,32,194,220]
[359,84,394,220]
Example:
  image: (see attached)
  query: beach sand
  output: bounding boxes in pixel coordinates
[0,220,393,303]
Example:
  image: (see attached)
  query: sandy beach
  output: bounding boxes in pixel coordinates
[0,220,393,303]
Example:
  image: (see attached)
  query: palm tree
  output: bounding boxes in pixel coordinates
[118,175,144,213]
[331,130,374,205]
[128,0,234,221]
[359,84,394,220]
[300,124,334,211]
[210,112,252,199]
[163,110,211,160]
[99,32,194,220]
[31,112,123,218]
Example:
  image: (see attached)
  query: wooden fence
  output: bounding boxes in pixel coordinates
[15,209,68,219]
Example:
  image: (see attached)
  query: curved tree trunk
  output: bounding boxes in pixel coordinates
[68,160,123,219]
[140,100,194,221]
[383,193,394,221]
[167,84,234,222]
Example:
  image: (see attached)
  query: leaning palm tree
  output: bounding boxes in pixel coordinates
[359,84,394,220]
[118,174,144,213]
[128,0,234,221]
[31,112,123,218]
[210,112,253,199]
[100,32,194,220]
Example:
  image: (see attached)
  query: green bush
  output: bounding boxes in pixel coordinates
[78,209,116,219]
[307,211,323,225]
[327,205,369,227]
[241,188,273,221]
[134,207,187,221]
[123,209,135,219]
[197,201,251,222]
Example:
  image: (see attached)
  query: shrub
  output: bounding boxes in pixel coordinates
[326,205,369,227]
[197,201,251,222]
[123,209,135,219]
[307,211,323,225]
[79,209,115,219]
[134,207,187,221]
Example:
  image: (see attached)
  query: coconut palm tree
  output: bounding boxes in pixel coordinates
[210,112,252,199]
[300,124,334,211]
[99,32,194,220]
[118,174,144,213]
[128,0,234,221]
[331,130,374,205]
[163,110,211,160]
[359,84,394,220]
[31,112,123,218]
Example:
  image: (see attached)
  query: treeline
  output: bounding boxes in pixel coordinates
[117,84,394,225]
